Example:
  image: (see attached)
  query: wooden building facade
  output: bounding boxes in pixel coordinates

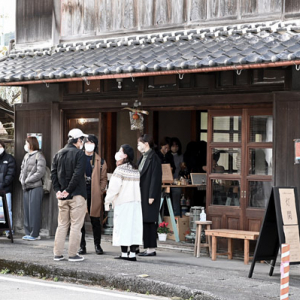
[2,0,300,237]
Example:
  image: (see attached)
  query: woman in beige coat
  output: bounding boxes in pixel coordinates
[78,135,107,255]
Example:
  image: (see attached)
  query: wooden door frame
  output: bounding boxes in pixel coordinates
[206,107,273,230]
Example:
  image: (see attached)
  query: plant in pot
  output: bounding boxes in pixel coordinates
[157,221,170,241]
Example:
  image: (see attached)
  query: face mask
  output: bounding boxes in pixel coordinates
[0,148,4,155]
[171,146,178,153]
[138,144,146,153]
[24,144,29,152]
[115,152,126,161]
[85,143,95,152]
[79,144,83,150]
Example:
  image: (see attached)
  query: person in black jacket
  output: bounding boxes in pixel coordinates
[0,140,16,238]
[51,128,88,262]
[137,134,162,257]
[156,137,176,174]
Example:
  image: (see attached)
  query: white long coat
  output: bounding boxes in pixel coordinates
[105,163,143,246]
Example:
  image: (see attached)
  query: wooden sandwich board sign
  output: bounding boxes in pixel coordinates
[0,191,13,243]
[248,187,300,278]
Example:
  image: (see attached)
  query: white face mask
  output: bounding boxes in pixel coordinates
[24,144,29,152]
[85,143,95,152]
[0,148,4,155]
[137,144,146,153]
[115,152,125,161]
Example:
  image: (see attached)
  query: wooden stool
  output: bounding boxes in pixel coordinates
[194,221,212,257]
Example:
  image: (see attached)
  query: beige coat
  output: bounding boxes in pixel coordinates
[90,153,108,217]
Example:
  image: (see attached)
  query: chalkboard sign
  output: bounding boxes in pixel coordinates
[248,187,300,278]
[0,191,13,243]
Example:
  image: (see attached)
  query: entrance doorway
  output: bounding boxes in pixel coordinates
[206,108,273,231]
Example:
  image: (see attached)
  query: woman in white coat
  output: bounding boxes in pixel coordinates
[105,144,143,261]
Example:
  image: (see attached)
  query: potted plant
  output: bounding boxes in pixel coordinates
[157,221,170,241]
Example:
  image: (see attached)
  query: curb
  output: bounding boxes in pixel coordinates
[0,259,220,300]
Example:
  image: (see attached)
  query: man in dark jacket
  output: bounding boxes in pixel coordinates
[51,128,88,262]
[0,140,16,238]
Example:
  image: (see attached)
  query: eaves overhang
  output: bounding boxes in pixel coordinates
[1,21,300,86]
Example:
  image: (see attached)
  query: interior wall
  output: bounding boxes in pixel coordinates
[158,111,192,154]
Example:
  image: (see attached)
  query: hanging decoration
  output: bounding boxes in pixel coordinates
[122,100,149,131]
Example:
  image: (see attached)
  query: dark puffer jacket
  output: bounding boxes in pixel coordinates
[19,151,46,190]
[0,151,16,193]
[51,143,87,200]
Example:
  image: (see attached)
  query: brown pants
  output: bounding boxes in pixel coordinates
[54,195,86,257]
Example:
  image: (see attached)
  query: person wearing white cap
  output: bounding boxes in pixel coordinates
[51,128,88,262]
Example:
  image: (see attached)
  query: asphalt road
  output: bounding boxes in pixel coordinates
[0,274,171,300]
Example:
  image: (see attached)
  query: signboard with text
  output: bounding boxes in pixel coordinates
[249,187,300,278]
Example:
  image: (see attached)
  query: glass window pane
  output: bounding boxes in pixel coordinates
[212,179,240,206]
[213,116,241,142]
[201,112,208,130]
[200,132,207,142]
[250,116,273,142]
[211,148,241,174]
[249,181,272,208]
[249,148,273,175]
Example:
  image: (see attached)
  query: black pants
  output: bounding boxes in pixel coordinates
[121,245,138,253]
[80,193,101,247]
[143,222,157,248]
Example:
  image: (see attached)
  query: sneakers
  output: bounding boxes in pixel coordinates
[24,236,41,241]
[68,255,84,262]
[54,255,64,261]
[5,231,13,239]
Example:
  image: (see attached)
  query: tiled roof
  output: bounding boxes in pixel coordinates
[1,21,300,83]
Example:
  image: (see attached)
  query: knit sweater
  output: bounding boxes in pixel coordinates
[105,163,141,210]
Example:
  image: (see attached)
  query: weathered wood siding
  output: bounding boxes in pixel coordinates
[274,92,300,202]
[16,0,300,44]
[58,0,300,41]
[16,0,53,44]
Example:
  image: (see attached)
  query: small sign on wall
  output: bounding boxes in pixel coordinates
[27,133,42,150]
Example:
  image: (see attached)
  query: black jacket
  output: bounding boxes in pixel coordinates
[0,151,16,193]
[138,150,162,223]
[51,144,87,200]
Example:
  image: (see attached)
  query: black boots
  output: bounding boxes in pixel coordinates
[95,244,104,255]
[78,246,86,255]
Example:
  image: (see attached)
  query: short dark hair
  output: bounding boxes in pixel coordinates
[138,134,155,149]
[0,140,5,149]
[68,136,84,145]
[171,137,182,155]
[159,136,171,148]
[26,136,39,151]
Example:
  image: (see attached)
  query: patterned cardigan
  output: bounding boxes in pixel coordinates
[104,163,141,210]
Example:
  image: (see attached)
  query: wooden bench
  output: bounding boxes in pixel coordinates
[205,229,259,265]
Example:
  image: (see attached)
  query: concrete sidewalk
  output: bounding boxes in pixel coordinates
[0,235,300,300]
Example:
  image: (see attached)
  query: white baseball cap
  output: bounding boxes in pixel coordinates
[68,128,88,139]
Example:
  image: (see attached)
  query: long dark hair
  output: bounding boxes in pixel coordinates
[170,137,182,155]
[120,144,137,169]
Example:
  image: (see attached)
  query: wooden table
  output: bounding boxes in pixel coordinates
[205,229,259,264]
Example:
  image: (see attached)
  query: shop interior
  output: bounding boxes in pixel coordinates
[67,108,273,240]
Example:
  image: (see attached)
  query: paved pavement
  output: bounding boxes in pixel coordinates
[0,234,300,300]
